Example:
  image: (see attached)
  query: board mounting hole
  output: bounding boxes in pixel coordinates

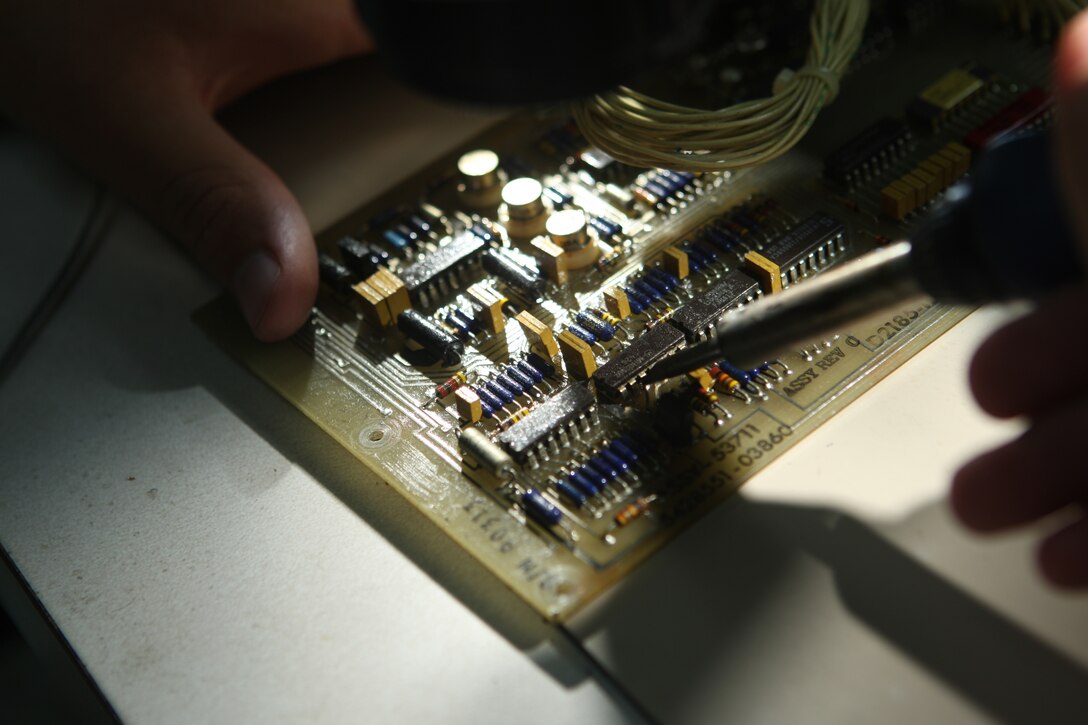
[358,422,398,450]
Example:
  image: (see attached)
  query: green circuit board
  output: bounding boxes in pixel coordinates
[200,3,1055,620]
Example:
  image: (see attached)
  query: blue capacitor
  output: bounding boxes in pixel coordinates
[477,386,505,411]
[451,308,480,333]
[655,173,684,195]
[648,268,680,292]
[516,359,545,383]
[525,353,555,378]
[624,286,651,313]
[633,279,662,302]
[701,226,734,252]
[486,379,517,404]
[543,186,573,209]
[644,180,670,201]
[497,372,525,396]
[584,457,617,483]
[732,212,762,235]
[660,170,687,188]
[610,437,640,465]
[570,469,603,497]
[599,448,629,473]
[469,223,494,242]
[507,366,536,390]
[589,216,621,240]
[444,312,473,339]
[637,277,668,299]
[382,227,411,251]
[682,244,706,273]
[480,401,496,418]
[522,489,563,526]
[575,311,615,342]
[394,223,419,244]
[567,324,597,345]
[718,359,751,384]
[407,213,433,236]
[694,240,719,261]
[555,480,587,508]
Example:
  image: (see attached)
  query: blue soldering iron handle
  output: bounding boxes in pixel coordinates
[910,132,1085,304]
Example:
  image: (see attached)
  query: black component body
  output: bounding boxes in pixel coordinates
[337,236,390,278]
[319,253,355,296]
[760,212,846,272]
[594,324,685,400]
[496,384,594,461]
[482,249,547,299]
[397,309,464,366]
[823,117,910,186]
[398,232,487,300]
[668,270,761,341]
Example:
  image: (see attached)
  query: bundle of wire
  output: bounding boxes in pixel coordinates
[573,0,870,172]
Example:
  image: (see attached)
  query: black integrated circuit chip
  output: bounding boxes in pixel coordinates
[823,117,910,187]
[398,232,487,300]
[668,270,761,341]
[594,324,685,400]
[747,212,847,291]
[497,383,594,461]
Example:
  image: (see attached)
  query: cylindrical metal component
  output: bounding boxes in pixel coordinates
[501,178,545,220]
[547,209,589,249]
[457,149,501,192]
[459,427,516,480]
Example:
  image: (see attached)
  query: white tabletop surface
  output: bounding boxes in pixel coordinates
[1,58,1085,724]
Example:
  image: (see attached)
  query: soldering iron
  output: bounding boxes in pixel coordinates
[645,132,1086,381]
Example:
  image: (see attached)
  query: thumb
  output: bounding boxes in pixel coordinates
[95,85,317,341]
[1055,10,1088,261]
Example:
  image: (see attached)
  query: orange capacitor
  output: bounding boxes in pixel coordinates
[614,496,656,527]
[436,372,468,398]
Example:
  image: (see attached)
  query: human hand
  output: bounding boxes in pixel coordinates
[0,0,372,340]
[951,12,1088,588]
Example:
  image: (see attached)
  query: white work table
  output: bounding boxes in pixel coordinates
[1,59,1085,724]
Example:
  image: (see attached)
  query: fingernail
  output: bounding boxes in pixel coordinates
[232,251,281,332]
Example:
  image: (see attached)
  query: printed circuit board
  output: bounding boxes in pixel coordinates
[200,3,1055,620]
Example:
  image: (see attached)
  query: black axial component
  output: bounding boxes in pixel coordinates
[482,248,547,299]
[397,309,464,366]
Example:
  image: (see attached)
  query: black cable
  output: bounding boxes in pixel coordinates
[0,184,114,385]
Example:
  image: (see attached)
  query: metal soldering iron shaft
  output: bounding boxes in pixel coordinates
[646,242,921,380]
